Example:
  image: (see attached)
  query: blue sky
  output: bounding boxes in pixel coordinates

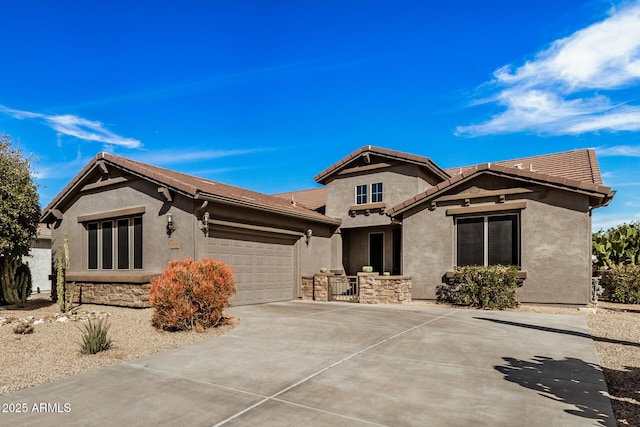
[1,0,639,231]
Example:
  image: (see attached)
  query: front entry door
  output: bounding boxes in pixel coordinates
[369,233,384,274]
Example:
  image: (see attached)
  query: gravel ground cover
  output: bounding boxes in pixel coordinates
[1,295,638,426]
[0,293,236,396]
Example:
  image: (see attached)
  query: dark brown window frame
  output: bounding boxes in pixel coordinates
[86,216,143,271]
[455,213,520,267]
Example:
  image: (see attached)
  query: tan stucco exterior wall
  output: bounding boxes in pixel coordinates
[51,179,196,278]
[324,163,439,275]
[402,181,593,304]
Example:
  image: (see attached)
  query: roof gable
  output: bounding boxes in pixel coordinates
[41,153,339,225]
[314,146,450,184]
[388,162,613,217]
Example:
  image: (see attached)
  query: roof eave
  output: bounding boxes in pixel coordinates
[197,192,342,226]
[388,169,613,218]
[314,146,450,184]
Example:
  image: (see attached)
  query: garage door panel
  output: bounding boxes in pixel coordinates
[207,230,295,305]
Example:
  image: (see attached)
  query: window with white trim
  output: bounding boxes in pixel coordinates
[87,216,143,270]
[456,214,520,266]
[356,184,368,204]
[371,182,383,203]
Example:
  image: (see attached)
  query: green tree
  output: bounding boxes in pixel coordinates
[0,135,40,306]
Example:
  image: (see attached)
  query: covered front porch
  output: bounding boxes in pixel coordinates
[340,224,403,276]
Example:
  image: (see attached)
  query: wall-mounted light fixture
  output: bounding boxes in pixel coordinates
[200,211,210,235]
[305,228,313,245]
[166,213,176,236]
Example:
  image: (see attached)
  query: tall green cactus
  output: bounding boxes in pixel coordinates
[593,222,640,269]
[0,257,30,307]
[56,232,76,312]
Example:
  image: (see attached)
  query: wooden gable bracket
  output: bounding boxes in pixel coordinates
[430,201,437,211]
[97,160,109,175]
[158,187,172,202]
[195,200,208,213]
[363,152,371,164]
[51,209,63,220]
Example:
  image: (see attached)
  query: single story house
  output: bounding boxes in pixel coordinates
[40,146,613,307]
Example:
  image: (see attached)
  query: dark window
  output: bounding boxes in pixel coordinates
[101,221,113,269]
[86,217,143,270]
[371,182,383,203]
[456,214,520,266]
[133,217,143,269]
[456,217,484,266]
[356,185,368,204]
[88,223,98,270]
[488,215,518,265]
[117,219,129,269]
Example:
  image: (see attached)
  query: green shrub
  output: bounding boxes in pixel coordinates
[79,317,112,354]
[150,258,236,331]
[437,265,520,310]
[602,264,640,304]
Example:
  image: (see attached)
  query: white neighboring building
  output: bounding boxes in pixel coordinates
[24,224,52,293]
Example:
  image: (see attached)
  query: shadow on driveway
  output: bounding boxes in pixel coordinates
[496,356,612,426]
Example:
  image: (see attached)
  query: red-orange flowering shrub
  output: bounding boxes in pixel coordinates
[150,258,236,331]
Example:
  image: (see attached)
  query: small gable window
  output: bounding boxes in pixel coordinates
[456,214,520,267]
[87,216,143,270]
[356,184,368,204]
[371,182,383,203]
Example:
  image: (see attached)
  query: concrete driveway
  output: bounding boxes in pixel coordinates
[2,302,615,426]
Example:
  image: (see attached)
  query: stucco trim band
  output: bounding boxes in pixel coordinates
[446,201,527,216]
[66,271,158,283]
[77,206,146,223]
[209,219,304,237]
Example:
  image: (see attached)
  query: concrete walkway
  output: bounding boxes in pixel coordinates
[2,302,615,426]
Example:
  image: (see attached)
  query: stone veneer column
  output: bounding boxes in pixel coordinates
[313,274,330,302]
[301,276,314,301]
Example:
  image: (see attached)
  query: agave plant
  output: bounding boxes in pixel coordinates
[79,317,112,354]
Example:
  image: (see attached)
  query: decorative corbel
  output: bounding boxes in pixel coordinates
[158,187,172,202]
[97,160,108,175]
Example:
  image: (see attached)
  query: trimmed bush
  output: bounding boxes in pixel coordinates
[602,264,640,304]
[79,317,112,354]
[437,265,520,310]
[150,258,236,331]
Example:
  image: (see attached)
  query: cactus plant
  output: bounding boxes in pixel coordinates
[0,258,31,307]
[56,232,76,313]
[592,222,640,269]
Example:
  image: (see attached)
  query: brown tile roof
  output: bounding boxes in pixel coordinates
[36,223,51,239]
[445,149,603,185]
[273,188,327,211]
[42,153,340,225]
[388,160,613,217]
[314,145,450,184]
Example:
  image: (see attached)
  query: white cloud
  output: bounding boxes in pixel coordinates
[592,211,640,231]
[131,148,270,166]
[457,1,640,136]
[596,144,640,157]
[0,105,141,148]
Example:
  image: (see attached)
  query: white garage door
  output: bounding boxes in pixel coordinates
[207,230,296,305]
